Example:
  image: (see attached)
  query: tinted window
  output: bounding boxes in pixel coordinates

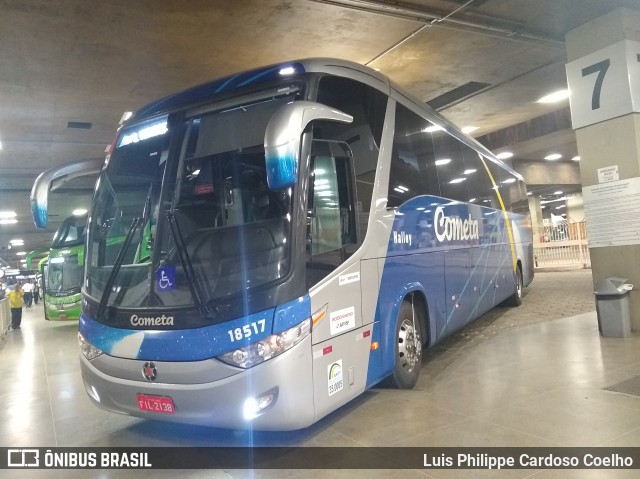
[388,103,440,207]
[315,75,387,236]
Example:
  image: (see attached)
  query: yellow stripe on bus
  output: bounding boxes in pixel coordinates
[479,156,517,272]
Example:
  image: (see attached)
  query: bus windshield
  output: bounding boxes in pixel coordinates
[85,96,295,320]
[48,254,82,295]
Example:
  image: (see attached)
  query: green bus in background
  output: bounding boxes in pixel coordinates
[43,213,86,320]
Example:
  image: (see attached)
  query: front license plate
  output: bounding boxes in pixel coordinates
[136,394,175,414]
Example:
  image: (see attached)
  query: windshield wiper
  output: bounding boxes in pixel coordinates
[166,211,213,318]
[96,216,143,321]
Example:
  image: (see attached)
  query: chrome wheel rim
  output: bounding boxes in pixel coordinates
[398,318,421,372]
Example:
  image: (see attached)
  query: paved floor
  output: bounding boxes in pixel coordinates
[2,270,640,478]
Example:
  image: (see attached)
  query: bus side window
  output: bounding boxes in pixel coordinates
[315,75,386,243]
[306,147,357,288]
[388,103,441,207]
[432,130,470,203]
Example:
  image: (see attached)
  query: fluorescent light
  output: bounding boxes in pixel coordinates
[423,125,444,133]
[0,219,17,225]
[496,152,513,160]
[537,89,570,103]
[72,208,88,216]
[435,158,451,166]
[571,156,581,161]
[461,126,478,134]
[554,191,563,195]
[9,239,23,245]
[502,178,516,184]
[449,178,466,184]
[0,211,16,219]
[545,153,562,160]
[16,251,27,256]
[463,169,477,175]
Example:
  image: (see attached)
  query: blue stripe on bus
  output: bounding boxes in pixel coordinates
[273,294,311,334]
[79,294,311,362]
[365,196,525,386]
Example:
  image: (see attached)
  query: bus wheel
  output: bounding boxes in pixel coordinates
[391,300,423,389]
[506,264,523,307]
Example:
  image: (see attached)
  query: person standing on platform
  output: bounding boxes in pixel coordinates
[9,283,24,330]
[33,281,40,304]
[22,281,33,308]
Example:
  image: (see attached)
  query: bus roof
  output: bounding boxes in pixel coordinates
[133,58,390,119]
[131,57,522,181]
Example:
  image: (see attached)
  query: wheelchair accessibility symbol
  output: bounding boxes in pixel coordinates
[156,267,176,292]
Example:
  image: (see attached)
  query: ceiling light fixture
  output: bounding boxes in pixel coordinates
[72,208,88,216]
[537,89,570,103]
[496,152,513,160]
[571,156,581,161]
[0,211,17,219]
[544,153,562,161]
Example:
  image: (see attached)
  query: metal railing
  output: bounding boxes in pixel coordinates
[1,298,10,339]
[533,219,591,268]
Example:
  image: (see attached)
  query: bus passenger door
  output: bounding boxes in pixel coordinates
[305,142,371,421]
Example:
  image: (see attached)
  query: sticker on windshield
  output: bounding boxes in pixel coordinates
[156,267,176,292]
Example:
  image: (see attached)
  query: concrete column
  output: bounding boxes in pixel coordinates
[566,8,640,329]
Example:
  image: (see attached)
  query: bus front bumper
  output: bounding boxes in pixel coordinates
[79,335,315,431]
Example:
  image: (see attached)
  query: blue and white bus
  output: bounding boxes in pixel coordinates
[78,58,533,430]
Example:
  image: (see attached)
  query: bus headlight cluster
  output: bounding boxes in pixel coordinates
[78,332,103,360]
[218,319,311,369]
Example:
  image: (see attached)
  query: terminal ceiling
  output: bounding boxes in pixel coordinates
[0,0,637,267]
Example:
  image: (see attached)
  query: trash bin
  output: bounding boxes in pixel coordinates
[594,277,633,338]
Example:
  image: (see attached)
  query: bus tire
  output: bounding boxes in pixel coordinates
[506,264,523,307]
[390,299,423,389]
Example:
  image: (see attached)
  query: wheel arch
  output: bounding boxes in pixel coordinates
[381,282,432,374]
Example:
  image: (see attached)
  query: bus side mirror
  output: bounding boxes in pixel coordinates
[264,101,353,190]
[30,158,103,229]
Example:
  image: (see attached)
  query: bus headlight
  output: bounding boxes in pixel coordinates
[217,318,311,369]
[78,332,103,360]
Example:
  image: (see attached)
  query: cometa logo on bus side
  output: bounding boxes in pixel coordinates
[434,206,479,243]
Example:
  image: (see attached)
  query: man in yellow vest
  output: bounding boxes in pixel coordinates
[9,283,24,329]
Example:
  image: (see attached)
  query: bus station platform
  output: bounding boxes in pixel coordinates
[1,270,640,478]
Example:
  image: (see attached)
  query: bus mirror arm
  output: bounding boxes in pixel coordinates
[264,101,353,190]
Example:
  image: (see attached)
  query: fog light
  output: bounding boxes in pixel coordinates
[242,389,278,420]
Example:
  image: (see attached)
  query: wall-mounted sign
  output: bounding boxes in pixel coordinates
[566,40,640,129]
[597,165,619,184]
[583,177,640,247]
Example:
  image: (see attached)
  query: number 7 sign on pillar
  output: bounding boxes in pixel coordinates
[566,40,640,129]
